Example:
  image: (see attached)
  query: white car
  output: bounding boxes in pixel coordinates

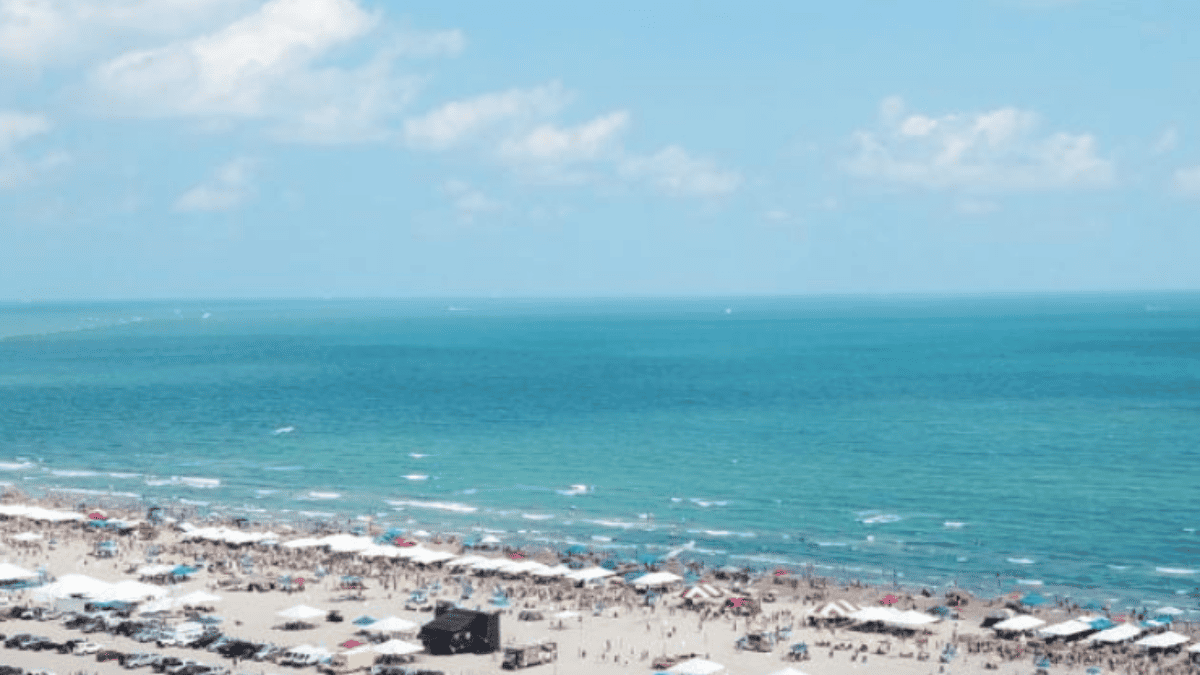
[75,641,102,654]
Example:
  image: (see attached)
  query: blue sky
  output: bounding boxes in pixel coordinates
[0,0,1197,299]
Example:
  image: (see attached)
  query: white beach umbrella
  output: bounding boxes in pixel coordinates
[32,574,110,600]
[137,597,179,614]
[1189,642,1200,653]
[470,558,508,571]
[895,610,938,626]
[554,610,580,619]
[94,580,168,602]
[531,564,572,577]
[137,564,176,576]
[277,604,325,621]
[446,555,490,568]
[1135,631,1190,649]
[368,616,418,633]
[479,534,501,544]
[567,566,615,581]
[0,563,37,581]
[11,532,43,541]
[667,657,725,674]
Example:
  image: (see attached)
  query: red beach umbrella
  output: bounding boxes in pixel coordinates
[340,639,362,649]
[774,569,789,576]
[509,552,526,560]
[89,511,107,520]
[395,537,415,547]
[881,594,899,605]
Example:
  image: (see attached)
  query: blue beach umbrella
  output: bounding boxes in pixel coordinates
[565,545,588,555]
[1086,668,1102,675]
[1089,618,1113,630]
[351,616,376,626]
[600,559,619,570]
[637,553,660,566]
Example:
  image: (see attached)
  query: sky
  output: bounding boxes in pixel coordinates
[0,0,1197,300]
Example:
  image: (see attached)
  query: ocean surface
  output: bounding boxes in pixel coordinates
[1,294,1198,614]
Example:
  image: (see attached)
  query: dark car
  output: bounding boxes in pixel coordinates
[203,636,231,653]
[25,636,57,651]
[217,640,258,659]
[98,648,125,662]
[57,638,84,654]
[188,632,221,649]
[82,618,108,633]
[4,633,32,648]
[0,666,24,675]
[252,643,280,661]
[152,656,183,672]
[15,634,46,650]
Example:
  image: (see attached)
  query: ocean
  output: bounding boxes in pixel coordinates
[1,293,1198,614]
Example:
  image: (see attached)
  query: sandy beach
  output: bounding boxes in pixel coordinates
[0,491,1196,675]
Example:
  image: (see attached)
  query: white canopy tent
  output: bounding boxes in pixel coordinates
[531,564,573,578]
[993,615,1046,632]
[177,591,221,606]
[666,657,726,674]
[11,532,43,541]
[277,604,325,621]
[446,555,490,568]
[137,564,177,577]
[1038,620,1096,637]
[630,571,684,587]
[565,567,615,581]
[370,639,423,655]
[1087,623,1144,644]
[895,610,939,626]
[137,597,179,614]
[281,537,323,549]
[1189,642,1200,653]
[32,574,111,601]
[1156,607,1186,616]
[92,580,168,603]
[851,607,902,623]
[0,563,37,581]
[0,504,86,522]
[367,616,419,633]
[322,534,376,553]
[1135,631,1190,649]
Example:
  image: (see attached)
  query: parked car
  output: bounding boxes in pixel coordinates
[204,636,232,653]
[165,661,205,675]
[152,656,183,673]
[75,641,103,654]
[187,632,221,649]
[56,637,84,653]
[123,652,158,668]
[4,632,33,648]
[15,634,47,649]
[25,636,58,651]
[97,648,126,662]
[252,643,281,661]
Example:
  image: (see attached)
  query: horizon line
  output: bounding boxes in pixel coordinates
[2,288,1200,304]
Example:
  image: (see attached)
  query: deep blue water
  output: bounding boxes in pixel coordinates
[1,294,1198,613]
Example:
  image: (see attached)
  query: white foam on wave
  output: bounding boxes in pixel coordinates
[50,469,99,477]
[1157,567,1198,575]
[670,497,682,503]
[817,542,848,547]
[255,489,279,496]
[264,466,303,471]
[688,498,728,507]
[521,514,553,521]
[1108,565,1129,570]
[144,476,220,488]
[587,519,637,529]
[409,453,428,458]
[1008,558,1035,564]
[1017,579,1044,585]
[299,511,334,518]
[402,475,428,481]
[591,535,612,542]
[944,521,966,528]
[859,514,902,524]
[386,499,477,513]
[54,488,140,498]
[556,485,590,496]
[957,556,969,562]
[0,462,34,470]
[272,426,294,435]
[301,492,341,500]
[107,472,140,479]
[729,553,790,564]
[179,499,209,506]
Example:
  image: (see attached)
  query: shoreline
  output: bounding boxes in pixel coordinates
[0,488,1197,674]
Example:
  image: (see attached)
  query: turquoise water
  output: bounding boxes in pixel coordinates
[1,294,1198,613]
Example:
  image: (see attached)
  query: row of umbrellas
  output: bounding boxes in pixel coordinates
[994,611,1198,649]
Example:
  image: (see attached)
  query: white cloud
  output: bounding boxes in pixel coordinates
[0,110,68,188]
[1153,126,1179,154]
[497,110,629,164]
[403,81,570,150]
[845,96,1115,192]
[0,0,256,70]
[618,146,742,198]
[174,157,257,211]
[763,209,789,222]
[1172,166,1200,197]
[391,27,464,58]
[441,179,501,223]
